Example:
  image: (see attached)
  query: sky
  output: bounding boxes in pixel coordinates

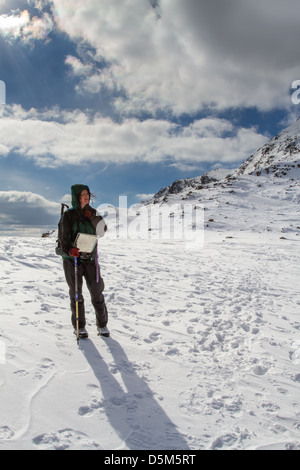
[0,0,300,235]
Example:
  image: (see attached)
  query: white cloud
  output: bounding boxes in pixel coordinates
[0,8,54,42]
[0,105,268,169]
[0,10,29,39]
[51,0,300,115]
[0,190,60,233]
[0,1,297,114]
[65,55,93,77]
[135,193,155,201]
[60,193,71,205]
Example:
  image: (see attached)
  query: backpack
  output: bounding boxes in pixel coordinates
[55,203,69,256]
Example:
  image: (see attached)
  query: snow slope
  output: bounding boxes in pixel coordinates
[1,121,300,450]
[0,237,300,449]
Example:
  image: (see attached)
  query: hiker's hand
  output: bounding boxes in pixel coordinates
[70,248,80,257]
[83,204,93,218]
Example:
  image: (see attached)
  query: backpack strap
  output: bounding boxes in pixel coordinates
[55,204,70,257]
[61,203,69,216]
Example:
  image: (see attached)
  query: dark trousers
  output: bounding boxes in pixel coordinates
[63,258,108,330]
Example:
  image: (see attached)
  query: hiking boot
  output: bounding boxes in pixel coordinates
[97,326,110,337]
[74,328,89,339]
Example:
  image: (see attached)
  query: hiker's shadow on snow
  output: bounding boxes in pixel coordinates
[80,338,190,450]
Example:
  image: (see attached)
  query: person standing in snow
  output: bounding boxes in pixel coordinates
[60,184,109,339]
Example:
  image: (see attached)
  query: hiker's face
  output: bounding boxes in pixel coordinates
[80,190,90,208]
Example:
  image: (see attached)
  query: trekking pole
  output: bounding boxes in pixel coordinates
[95,241,99,283]
[74,255,79,344]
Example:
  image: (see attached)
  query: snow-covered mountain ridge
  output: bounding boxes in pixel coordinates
[133,120,300,237]
[235,119,300,177]
[149,120,300,202]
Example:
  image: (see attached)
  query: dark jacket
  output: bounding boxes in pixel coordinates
[61,184,103,260]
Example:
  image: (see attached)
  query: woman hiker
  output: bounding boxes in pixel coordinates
[60,184,109,339]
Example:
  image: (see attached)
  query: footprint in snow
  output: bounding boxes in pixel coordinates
[0,425,15,440]
[165,347,180,356]
[34,358,55,380]
[32,428,102,450]
[144,332,160,343]
[290,340,300,364]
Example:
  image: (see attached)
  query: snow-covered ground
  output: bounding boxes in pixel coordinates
[0,228,300,450]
